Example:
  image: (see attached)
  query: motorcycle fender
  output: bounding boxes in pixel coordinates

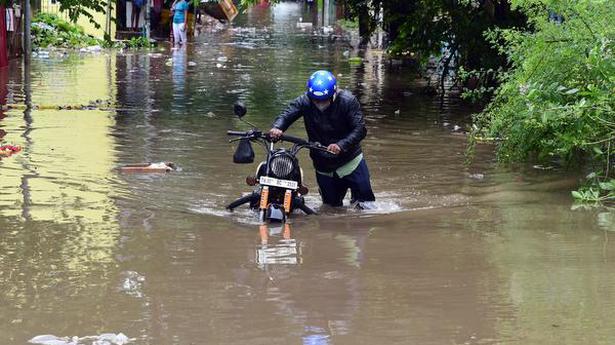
[266,204,286,222]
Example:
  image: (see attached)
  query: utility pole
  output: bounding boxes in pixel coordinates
[105,0,112,40]
[145,0,151,40]
[23,0,31,62]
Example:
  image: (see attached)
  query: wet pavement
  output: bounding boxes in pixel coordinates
[2,2,615,345]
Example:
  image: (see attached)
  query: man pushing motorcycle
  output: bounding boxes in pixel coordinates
[269,70,376,208]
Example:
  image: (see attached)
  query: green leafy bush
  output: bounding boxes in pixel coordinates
[471,0,615,203]
[125,36,154,49]
[31,13,103,48]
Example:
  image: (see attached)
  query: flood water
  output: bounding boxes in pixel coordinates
[2,3,615,345]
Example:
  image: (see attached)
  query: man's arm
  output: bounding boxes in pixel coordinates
[271,97,304,132]
[336,97,367,152]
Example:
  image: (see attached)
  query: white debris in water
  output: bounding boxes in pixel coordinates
[118,271,145,298]
[216,63,223,68]
[394,109,400,115]
[87,45,102,52]
[533,165,554,170]
[297,22,313,30]
[453,125,462,131]
[29,333,134,345]
[29,335,74,345]
[217,56,228,62]
[467,173,485,180]
[188,61,197,66]
[205,111,216,118]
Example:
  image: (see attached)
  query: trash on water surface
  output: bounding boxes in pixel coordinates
[322,26,334,34]
[119,162,177,173]
[216,56,228,62]
[188,61,197,66]
[467,173,485,180]
[347,56,363,64]
[29,333,135,345]
[297,22,313,29]
[0,144,22,158]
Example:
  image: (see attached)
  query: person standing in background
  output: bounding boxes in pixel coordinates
[171,0,189,46]
[131,0,145,30]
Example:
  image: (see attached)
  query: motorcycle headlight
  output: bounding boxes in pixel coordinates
[270,154,295,179]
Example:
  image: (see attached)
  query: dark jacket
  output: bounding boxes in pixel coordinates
[272,90,367,173]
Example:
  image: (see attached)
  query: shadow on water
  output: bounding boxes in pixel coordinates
[1,2,615,345]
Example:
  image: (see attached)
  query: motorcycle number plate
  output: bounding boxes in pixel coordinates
[259,176,298,190]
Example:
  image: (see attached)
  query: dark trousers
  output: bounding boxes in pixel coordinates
[316,159,375,207]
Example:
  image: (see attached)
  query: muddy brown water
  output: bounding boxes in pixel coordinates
[1,3,615,345]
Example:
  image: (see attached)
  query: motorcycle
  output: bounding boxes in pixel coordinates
[226,102,330,223]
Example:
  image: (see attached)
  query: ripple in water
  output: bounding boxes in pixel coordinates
[189,191,405,224]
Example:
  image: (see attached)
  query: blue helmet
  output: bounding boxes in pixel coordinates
[307,70,337,100]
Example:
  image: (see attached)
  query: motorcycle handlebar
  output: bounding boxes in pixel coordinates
[227,130,249,136]
[278,134,307,145]
[226,129,328,152]
[227,130,306,144]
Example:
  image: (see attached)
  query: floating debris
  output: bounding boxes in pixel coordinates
[347,56,363,64]
[0,145,21,158]
[533,165,555,170]
[119,162,177,173]
[29,333,134,345]
[467,173,485,180]
[2,99,114,111]
[188,61,197,66]
[118,271,145,298]
[296,22,313,30]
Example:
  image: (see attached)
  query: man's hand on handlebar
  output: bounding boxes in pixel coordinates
[327,144,341,155]
[269,128,283,140]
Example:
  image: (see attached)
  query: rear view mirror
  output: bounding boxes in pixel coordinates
[233,101,247,118]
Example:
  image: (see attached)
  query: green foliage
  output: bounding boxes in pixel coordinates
[32,13,103,48]
[458,66,501,103]
[125,36,154,48]
[51,0,108,30]
[355,1,526,70]
[572,178,615,203]
[337,19,359,30]
[472,0,615,203]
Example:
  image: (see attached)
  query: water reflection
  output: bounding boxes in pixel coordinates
[257,223,302,267]
[1,2,614,345]
[171,47,187,99]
